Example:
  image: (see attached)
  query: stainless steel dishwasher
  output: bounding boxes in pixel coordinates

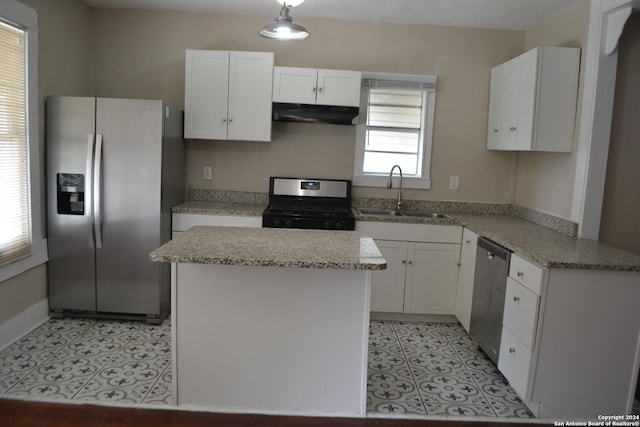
[469,237,512,365]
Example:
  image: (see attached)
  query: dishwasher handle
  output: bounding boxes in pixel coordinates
[477,236,511,262]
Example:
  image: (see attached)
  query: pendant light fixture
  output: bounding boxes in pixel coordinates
[258,0,310,40]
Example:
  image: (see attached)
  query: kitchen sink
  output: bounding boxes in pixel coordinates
[356,207,403,216]
[401,211,454,219]
[355,208,453,219]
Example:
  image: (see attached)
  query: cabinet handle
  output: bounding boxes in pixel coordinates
[509,347,516,353]
[402,260,406,264]
[318,87,323,93]
[509,126,517,131]
[228,118,233,122]
[517,271,524,277]
[466,239,471,244]
[408,260,413,265]
[493,129,499,133]
[513,296,520,302]
[456,262,462,266]
[312,87,317,93]
[222,118,227,122]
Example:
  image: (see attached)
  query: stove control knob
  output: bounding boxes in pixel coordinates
[285,219,293,227]
[335,222,343,229]
[273,219,281,227]
[324,221,332,229]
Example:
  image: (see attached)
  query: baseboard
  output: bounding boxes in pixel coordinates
[370,312,459,323]
[0,298,49,351]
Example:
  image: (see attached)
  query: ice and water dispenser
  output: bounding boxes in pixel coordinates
[56,173,85,215]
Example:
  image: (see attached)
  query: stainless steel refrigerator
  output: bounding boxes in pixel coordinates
[46,97,184,323]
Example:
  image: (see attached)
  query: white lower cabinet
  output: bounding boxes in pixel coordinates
[356,221,462,315]
[498,326,533,400]
[404,242,461,314]
[497,254,640,418]
[370,240,407,312]
[454,228,479,331]
[371,240,461,314]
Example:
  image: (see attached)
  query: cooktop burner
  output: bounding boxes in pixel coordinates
[262,177,355,230]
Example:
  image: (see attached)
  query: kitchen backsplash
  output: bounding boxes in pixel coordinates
[187,188,578,237]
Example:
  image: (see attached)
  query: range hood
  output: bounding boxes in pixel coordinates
[272,103,359,125]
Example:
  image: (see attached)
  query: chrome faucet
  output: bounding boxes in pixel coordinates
[387,164,403,211]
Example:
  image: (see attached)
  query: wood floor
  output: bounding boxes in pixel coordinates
[0,399,530,427]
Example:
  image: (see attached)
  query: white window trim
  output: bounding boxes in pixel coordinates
[353,72,437,189]
[0,1,47,283]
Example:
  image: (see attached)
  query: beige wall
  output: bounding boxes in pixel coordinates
[516,0,590,219]
[0,0,92,325]
[90,9,524,202]
[599,14,640,255]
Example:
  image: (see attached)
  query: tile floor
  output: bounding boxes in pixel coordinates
[0,317,172,405]
[367,320,532,418]
[1,317,637,419]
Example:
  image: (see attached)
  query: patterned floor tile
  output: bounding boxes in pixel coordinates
[366,320,533,419]
[0,317,172,406]
[1,317,534,420]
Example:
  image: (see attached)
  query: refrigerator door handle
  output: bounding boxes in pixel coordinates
[86,134,96,248]
[93,133,103,249]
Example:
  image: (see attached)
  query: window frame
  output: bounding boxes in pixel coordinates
[353,72,437,189]
[0,1,46,282]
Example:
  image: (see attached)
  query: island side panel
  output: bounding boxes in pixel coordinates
[531,268,640,418]
[173,263,371,417]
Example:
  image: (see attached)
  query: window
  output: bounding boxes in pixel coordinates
[0,20,29,267]
[353,72,437,189]
[0,1,44,280]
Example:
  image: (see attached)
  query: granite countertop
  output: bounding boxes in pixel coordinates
[150,226,387,270]
[173,201,266,216]
[170,201,640,272]
[455,214,640,272]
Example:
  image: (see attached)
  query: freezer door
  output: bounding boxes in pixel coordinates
[47,97,97,311]
[94,98,163,316]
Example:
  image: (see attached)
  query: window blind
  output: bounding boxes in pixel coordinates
[0,20,31,267]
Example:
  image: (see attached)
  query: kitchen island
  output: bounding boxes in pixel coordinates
[150,226,386,417]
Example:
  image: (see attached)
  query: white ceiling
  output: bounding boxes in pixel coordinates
[81,0,585,31]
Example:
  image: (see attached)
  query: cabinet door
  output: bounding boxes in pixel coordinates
[228,52,274,142]
[370,240,407,313]
[272,67,318,104]
[454,228,479,331]
[486,65,502,150]
[487,57,519,150]
[316,69,362,107]
[184,50,229,140]
[405,242,461,315]
[498,57,520,149]
[513,48,539,151]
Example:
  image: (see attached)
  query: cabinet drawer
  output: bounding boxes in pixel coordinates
[498,326,533,400]
[509,254,543,294]
[503,278,539,349]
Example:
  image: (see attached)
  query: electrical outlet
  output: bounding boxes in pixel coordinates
[449,175,459,190]
[203,166,213,180]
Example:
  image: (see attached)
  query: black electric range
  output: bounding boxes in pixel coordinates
[262,177,355,230]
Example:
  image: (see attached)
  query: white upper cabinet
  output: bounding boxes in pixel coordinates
[273,67,362,107]
[185,50,274,142]
[487,46,580,152]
